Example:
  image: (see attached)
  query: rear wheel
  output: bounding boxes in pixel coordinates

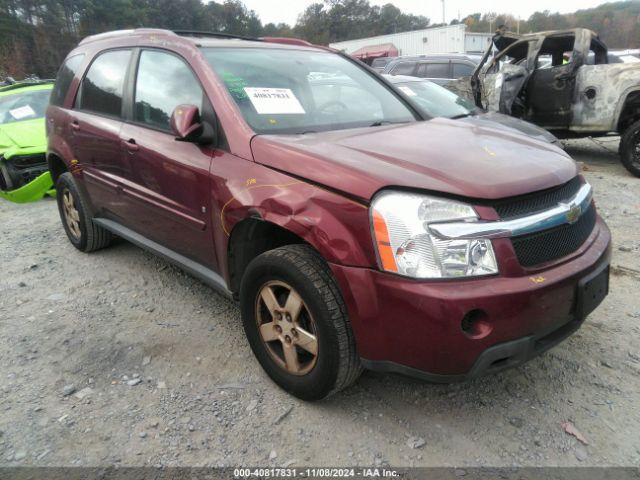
[240,244,361,400]
[620,119,640,177]
[56,172,112,252]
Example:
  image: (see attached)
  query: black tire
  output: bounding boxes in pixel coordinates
[56,172,112,252]
[240,244,362,400]
[620,119,640,177]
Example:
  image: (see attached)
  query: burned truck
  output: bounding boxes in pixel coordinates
[448,28,640,177]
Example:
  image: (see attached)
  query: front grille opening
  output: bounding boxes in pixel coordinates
[0,154,48,190]
[492,176,582,219]
[511,204,596,267]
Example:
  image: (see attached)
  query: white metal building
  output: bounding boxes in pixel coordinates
[329,24,492,56]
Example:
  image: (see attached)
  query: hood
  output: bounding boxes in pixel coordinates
[0,118,46,155]
[250,118,577,202]
[460,112,559,145]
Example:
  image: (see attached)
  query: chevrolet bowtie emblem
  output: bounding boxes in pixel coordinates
[565,203,582,224]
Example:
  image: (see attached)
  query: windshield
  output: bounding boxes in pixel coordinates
[0,88,51,125]
[394,80,477,118]
[202,47,416,134]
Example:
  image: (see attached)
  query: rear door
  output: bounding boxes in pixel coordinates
[118,48,216,267]
[70,49,133,217]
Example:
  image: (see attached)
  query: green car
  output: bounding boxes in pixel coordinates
[0,80,55,203]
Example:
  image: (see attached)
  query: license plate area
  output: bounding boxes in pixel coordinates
[576,264,609,320]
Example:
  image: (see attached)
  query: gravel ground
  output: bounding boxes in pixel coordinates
[0,138,639,468]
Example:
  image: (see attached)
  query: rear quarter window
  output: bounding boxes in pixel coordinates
[50,54,85,107]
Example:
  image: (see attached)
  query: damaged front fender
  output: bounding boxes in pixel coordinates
[209,153,377,285]
[0,146,54,203]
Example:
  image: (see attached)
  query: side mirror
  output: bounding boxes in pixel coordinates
[170,104,215,145]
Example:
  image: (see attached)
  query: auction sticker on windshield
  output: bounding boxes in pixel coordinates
[9,105,36,120]
[243,87,305,114]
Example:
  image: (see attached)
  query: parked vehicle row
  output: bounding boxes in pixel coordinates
[45,29,611,400]
[446,28,640,177]
[382,53,481,85]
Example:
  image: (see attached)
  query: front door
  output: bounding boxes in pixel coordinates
[118,49,215,267]
[525,34,578,128]
[478,40,532,115]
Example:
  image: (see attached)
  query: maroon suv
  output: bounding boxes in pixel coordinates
[46,29,611,400]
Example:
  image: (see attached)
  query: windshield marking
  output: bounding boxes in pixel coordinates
[244,87,306,115]
[9,105,36,120]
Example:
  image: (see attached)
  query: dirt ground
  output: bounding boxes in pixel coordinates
[0,138,639,468]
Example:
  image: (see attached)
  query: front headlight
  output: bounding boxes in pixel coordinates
[371,191,498,278]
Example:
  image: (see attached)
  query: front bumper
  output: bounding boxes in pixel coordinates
[0,151,54,203]
[0,171,54,203]
[330,216,611,381]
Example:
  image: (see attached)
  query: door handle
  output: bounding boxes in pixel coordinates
[70,121,80,131]
[123,139,139,152]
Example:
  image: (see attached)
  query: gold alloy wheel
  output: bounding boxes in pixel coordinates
[255,280,319,375]
[62,188,81,240]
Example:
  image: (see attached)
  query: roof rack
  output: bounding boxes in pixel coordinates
[173,30,261,42]
[173,30,316,48]
[260,37,313,47]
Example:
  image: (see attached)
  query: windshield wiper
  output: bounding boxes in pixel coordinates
[369,120,408,127]
[449,112,475,119]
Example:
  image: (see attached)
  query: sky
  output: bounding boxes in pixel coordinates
[240,0,608,27]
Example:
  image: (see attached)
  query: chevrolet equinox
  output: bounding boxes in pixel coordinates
[46,29,611,400]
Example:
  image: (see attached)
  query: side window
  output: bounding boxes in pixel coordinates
[50,54,85,106]
[487,41,531,74]
[134,50,203,130]
[79,49,131,117]
[391,62,416,76]
[416,63,450,79]
[452,62,474,77]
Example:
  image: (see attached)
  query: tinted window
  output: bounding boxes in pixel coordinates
[134,50,203,130]
[50,54,84,106]
[79,50,131,117]
[452,62,474,77]
[416,63,449,79]
[390,62,416,75]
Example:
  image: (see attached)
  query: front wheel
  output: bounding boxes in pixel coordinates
[240,244,361,400]
[620,119,640,177]
[56,172,112,252]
